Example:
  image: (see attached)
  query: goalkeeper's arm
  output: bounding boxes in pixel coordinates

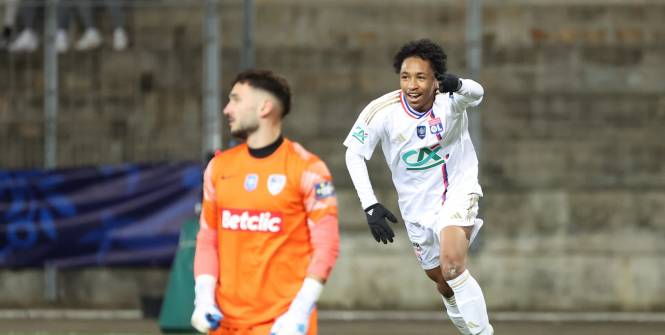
[191,160,223,333]
[191,223,223,333]
[270,221,338,335]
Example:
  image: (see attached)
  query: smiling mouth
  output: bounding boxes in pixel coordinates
[406,93,422,101]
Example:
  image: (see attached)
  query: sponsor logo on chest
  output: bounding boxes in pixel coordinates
[221,208,283,233]
[401,143,449,170]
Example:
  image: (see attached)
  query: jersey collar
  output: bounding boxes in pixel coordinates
[248,135,284,158]
[400,91,432,119]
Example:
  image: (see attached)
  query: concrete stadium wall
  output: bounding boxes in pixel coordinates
[1,0,665,311]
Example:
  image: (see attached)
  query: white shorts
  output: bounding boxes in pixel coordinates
[405,193,484,270]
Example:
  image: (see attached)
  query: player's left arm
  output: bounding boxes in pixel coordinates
[300,157,340,282]
[440,73,484,110]
[270,156,340,335]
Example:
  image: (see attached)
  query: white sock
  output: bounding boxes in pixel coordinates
[446,270,490,335]
[442,295,472,335]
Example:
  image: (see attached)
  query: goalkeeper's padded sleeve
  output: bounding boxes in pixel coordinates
[306,215,339,280]
[194,224,218,279]
[194,159,220,279]
[345,148,378,209]
[298,157,340,280]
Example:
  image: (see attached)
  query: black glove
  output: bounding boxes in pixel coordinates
[364,203,398,244]
[439,73,462,93]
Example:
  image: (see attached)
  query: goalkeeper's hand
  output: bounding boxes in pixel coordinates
[191,304,222,333]
[270,278,323,335]
[269,308,310,335]
[364,203,398,244]
[191,274,223,333]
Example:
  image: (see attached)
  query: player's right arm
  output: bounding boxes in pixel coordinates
[345,150,398,244]
[343,95,398,244]
[439,73,484,110]
[191,157,223,333]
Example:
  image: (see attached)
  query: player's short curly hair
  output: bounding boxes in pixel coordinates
[392,39,447,82]
[232,69,292,118]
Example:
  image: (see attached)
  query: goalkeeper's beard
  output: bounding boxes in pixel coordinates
[230,124,259,140]
[230,120,259,141]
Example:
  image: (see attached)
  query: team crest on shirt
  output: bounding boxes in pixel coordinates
[416,125,426,139]
[244,174,259,191]
[267,174,287,195]
[428,117,444,134]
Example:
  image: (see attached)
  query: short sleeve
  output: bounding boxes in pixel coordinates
[343,100,387,161]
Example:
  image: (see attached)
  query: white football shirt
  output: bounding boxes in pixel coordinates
[343,79,484,223]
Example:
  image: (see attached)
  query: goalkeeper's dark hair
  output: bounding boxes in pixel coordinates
[232,69,292,118]
[393,39,447,83]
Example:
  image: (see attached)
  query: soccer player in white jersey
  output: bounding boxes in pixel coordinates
[343,39,493,335]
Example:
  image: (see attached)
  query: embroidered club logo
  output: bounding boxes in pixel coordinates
[352,125,368,144]
[267,174,287,195]
[428,117,443,134]
[416,125,426,139]
[244,174,258,191]
[314,180,335,200]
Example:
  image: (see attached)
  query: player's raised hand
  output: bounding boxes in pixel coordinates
[364,203,398,244]
[439,73,462,93]
[191,304,222,333]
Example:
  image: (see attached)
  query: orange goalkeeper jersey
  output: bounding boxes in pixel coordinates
[197,138,339,328]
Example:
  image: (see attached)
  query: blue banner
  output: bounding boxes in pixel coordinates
[0,162,202,268]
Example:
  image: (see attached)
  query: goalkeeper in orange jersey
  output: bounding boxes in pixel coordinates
[191,69,340,335]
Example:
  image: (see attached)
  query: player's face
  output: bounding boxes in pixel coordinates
[223,82,260,139]
[399,56,438,113]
